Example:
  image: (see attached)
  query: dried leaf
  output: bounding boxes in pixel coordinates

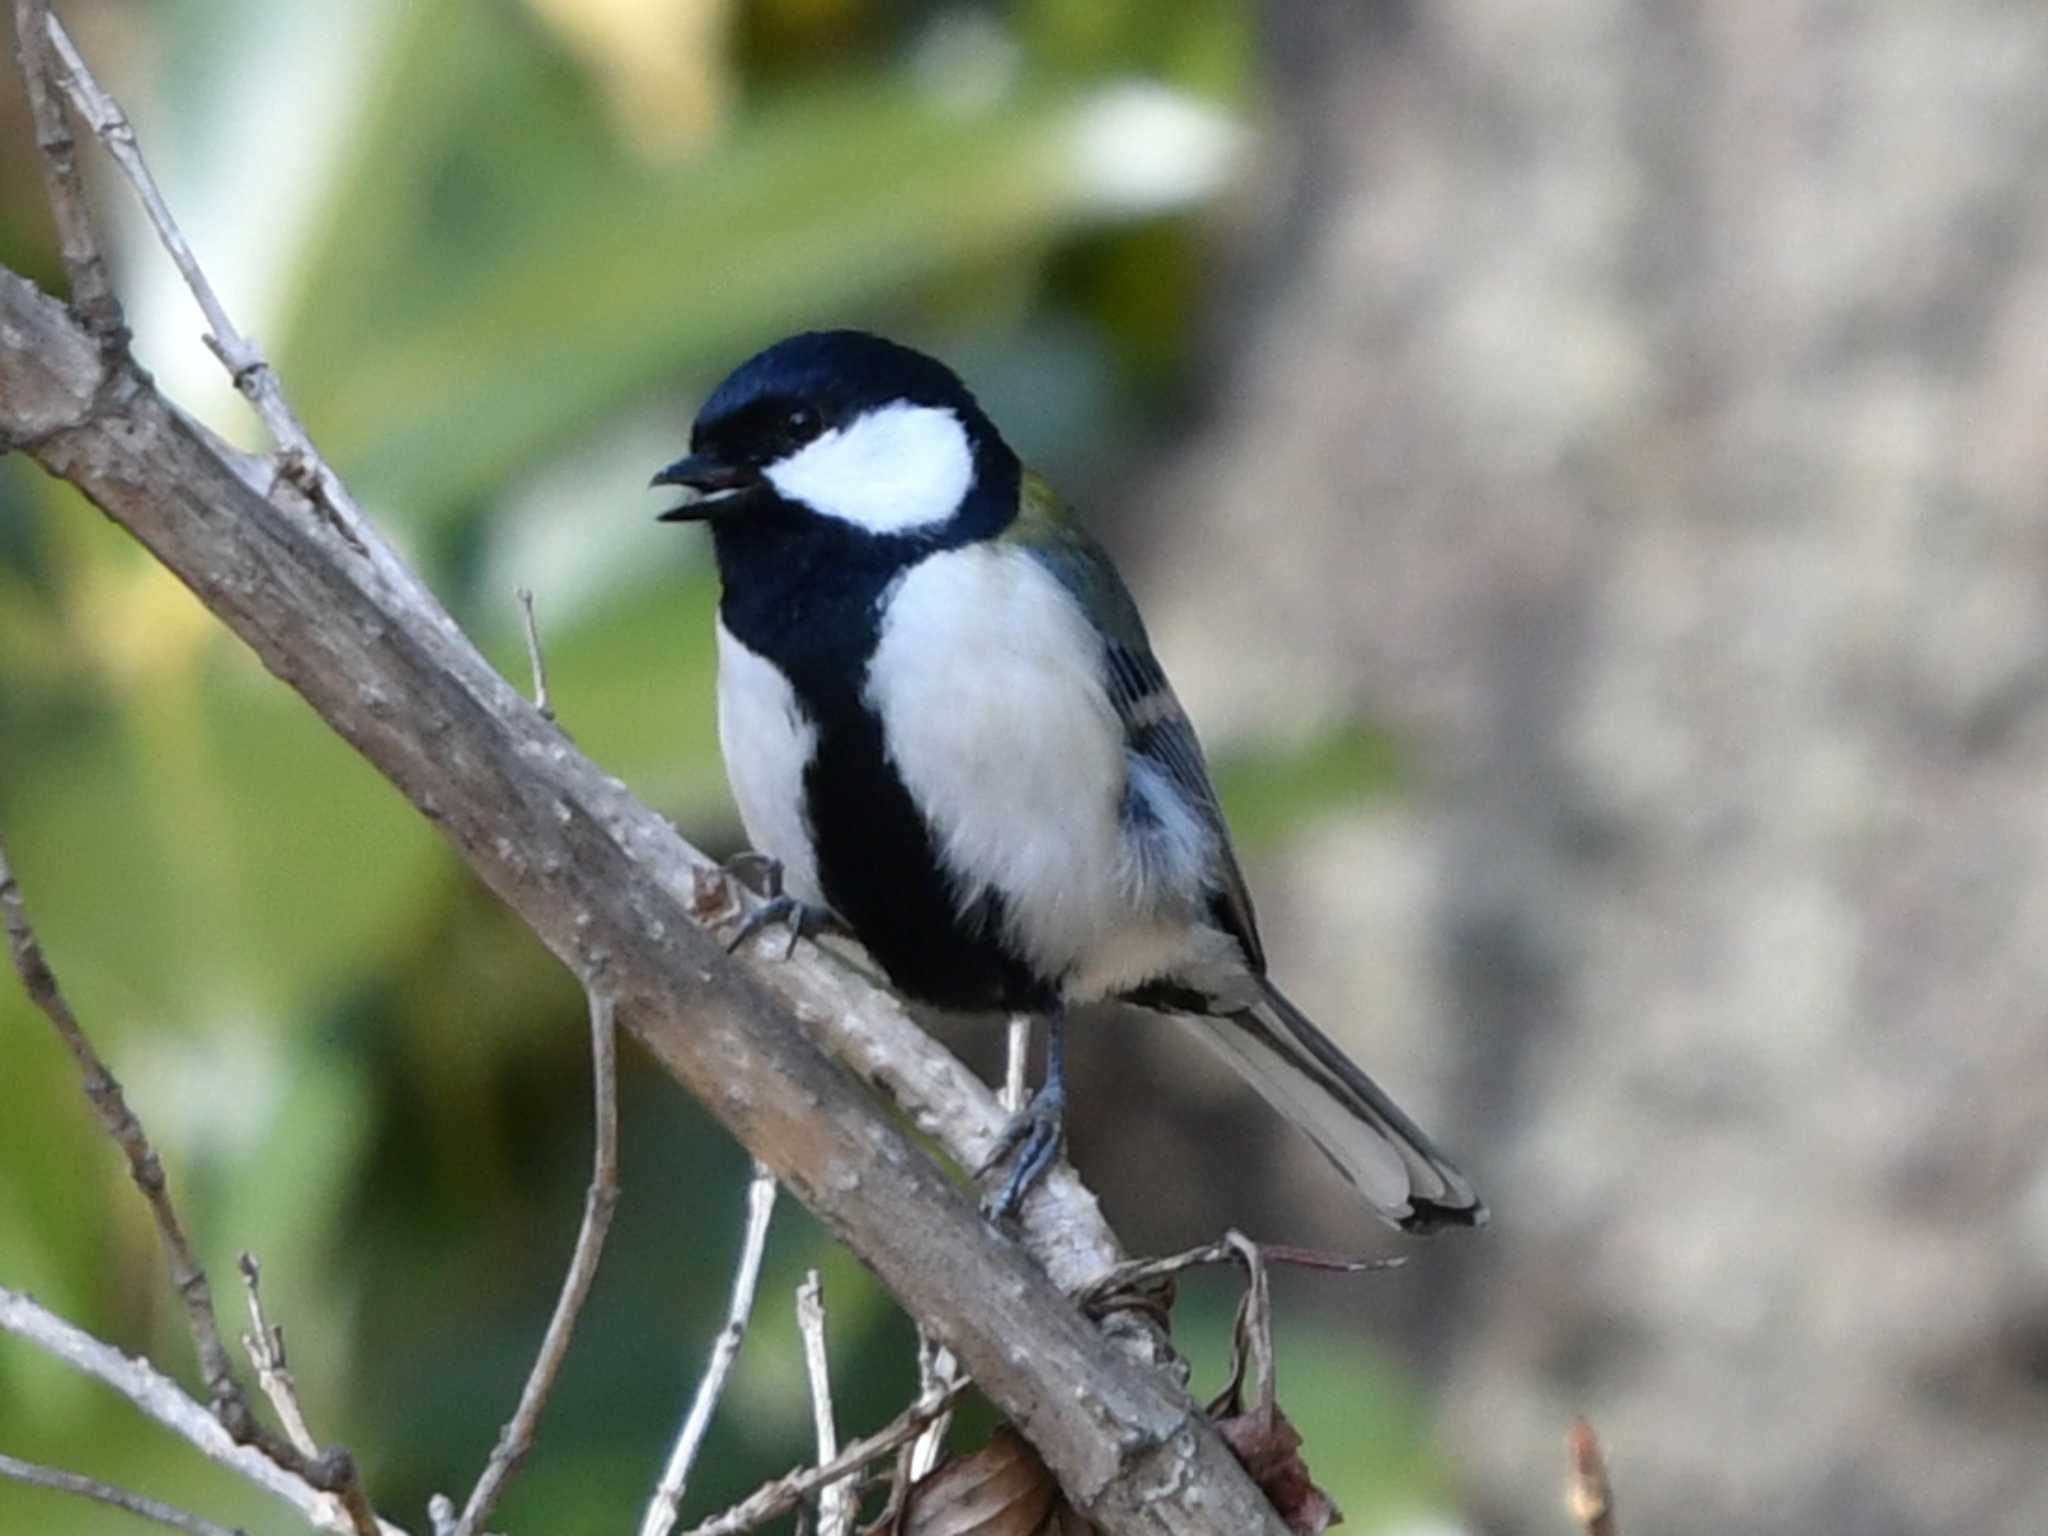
[1565,1417,1617,1536]
[1040,1501,1098,1535]
[895,1427,1059,1536]
[1214,1403,1342,1536]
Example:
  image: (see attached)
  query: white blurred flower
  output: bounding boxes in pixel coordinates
[1067,81,1246,217]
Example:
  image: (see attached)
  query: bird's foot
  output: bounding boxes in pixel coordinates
[976,1080,1066,1224]
[725,893,846,960]
[720,854,847,959]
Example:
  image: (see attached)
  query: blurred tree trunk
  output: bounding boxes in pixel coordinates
[1132,3,2048,1533]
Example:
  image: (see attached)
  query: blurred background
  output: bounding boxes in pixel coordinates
[5,2,2048,1533]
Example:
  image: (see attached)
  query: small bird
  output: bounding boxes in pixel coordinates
[654,330,1484,1233]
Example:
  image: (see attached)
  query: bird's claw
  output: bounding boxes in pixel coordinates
[976,1081,1066,1224]
[725,892,845,960]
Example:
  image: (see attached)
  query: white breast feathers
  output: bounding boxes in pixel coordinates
[864,545,1220,999]
[716,621,824,906]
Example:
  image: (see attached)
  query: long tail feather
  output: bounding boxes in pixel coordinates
[1180,979,1486,1233]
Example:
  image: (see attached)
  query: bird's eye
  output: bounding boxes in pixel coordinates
[785,406,819,441]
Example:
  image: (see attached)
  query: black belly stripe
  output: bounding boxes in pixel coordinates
[710,484,1057,1016]
[803,700,1056,1014]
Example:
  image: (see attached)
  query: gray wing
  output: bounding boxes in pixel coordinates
[1010,474,1266,974]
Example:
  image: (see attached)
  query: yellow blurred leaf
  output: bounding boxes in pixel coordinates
[523,0,735,156]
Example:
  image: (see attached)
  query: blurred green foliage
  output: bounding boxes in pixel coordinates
[0,2,1441,1532]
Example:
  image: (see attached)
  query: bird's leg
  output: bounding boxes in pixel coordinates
[721,853,848,960]
[722,849,784,897]
[977,1009,1067,1223]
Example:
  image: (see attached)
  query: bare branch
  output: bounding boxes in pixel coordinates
[795,1272,852,1536]
[8,1,122,340]
[1566,1418,1617,1536]
[40,10,367,550]
[684,1377,973,1536]
[640,1163,780,1536]
[515,588,555,722]
[1077,1235,1404,1316]
[776,967,1121,1299]
[0,1286,408,1536]
[0,838,238,1419]
[1001,1015,1030,1113]
[0,833,387,1536]
[453,992,621,1536]
[873,1324,958,1535]
[0,1452,243,1536]
[240,1254,322,1460]
[907,1325,957,1484]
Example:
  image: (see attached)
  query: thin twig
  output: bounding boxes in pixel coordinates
[0,834,385,1536]
[40,11,367,551]
[796,1272,852,1536]
[1075,1234,1403,1315]
[0,839,237,1413]
[906,1324,956,1483]
[684,1376,973,1536]
[639,1162,780,1536]
[0,1452,243,1536]
[240,1253,321,1459]
[515,588,554,721]
[9,0,123,340]
[309,1444,380,1534]
[868,1329,955,1536]
[1566,1418,1617,1536]
[453,993,621,1536]
[874,1446,916,1533]
[0,1286,408,1536]
[1000,1015,1030,1113]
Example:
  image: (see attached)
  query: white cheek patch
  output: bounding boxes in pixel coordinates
[765,402,975,535]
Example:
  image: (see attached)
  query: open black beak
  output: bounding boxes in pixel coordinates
[651,453,762,522]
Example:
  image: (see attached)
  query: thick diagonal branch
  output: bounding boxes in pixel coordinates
[0,266,1288,1535]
